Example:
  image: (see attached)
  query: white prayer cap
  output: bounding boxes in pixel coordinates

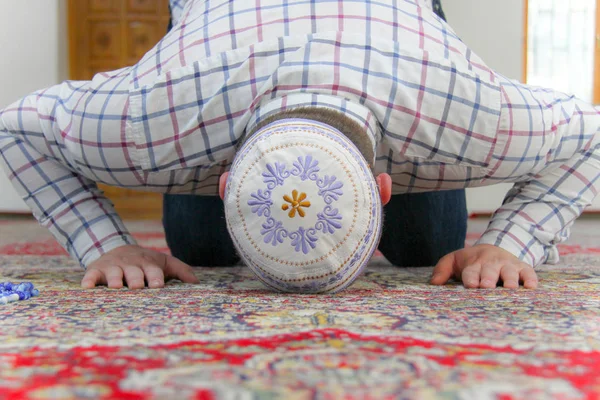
[224,118,383,293]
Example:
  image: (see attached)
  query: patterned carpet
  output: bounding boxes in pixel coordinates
[1,216,599,399]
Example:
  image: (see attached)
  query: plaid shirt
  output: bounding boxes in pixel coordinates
[1,0,599,268]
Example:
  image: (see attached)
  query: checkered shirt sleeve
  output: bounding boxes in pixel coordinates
[475,76,600,266]
[0,70,137,267]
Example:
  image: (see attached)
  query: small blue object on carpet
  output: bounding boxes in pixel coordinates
[0,282,39,304]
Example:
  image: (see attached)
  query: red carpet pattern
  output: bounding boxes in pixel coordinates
[0,218,599,399]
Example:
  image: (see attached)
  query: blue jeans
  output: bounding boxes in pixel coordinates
[162,0,465,267]
[162,190,467,267]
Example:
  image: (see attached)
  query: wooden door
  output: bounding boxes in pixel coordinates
[68,0,171,219]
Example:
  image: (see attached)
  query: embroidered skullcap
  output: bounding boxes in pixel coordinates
[224,118,383,293]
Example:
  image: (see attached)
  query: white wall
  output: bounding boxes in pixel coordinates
[0,1,68,212]
[445,0,528,213]
[444,0,525,82]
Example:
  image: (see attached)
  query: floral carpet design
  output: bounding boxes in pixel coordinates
[0,218,599,399]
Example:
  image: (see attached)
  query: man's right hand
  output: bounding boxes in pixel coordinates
[81,245,199,289]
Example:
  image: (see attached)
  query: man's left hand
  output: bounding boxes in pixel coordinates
[430,244,538,289]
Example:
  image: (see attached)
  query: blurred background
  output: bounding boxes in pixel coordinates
[0,0,598,217]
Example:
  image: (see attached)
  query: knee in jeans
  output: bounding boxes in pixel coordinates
[380,247,441,267]
[169,245,240,267]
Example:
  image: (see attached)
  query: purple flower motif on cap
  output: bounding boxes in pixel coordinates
[261,218,288,246]
[247,189,273,217]
[262,162,290,189]
[289,227,318,254]
[247,154,345,255]
[317,175,344,204]
[315,205,343,234]
[291,155,320,181]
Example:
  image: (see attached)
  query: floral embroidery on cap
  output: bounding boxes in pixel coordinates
[282,190,311,218]
[262,162,290,189]
[248,155,344,255]
[291,155,320,181]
